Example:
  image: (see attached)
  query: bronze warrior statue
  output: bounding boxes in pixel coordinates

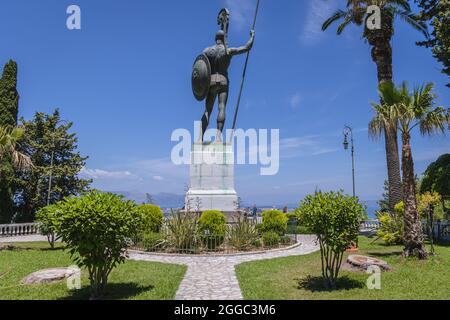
[192,10,255,142]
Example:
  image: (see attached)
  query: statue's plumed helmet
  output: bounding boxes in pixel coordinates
[215,30,225,42]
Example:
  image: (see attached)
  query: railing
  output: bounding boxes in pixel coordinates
[131,222,296,255]
[424,220,450,241]
[0,223,40,237]
[360,220,380,230]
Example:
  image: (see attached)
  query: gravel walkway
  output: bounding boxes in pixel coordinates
[129,235,319,300]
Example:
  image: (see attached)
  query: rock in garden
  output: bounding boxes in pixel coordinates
[347,255,391,271]
[21,267,79,285]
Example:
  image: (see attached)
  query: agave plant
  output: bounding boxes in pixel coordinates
[164,210,199,253]
[228,214,259,251]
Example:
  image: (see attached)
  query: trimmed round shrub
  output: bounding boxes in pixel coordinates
[261,210,288,235]
[262,231,280,247]
[141,232,166,251]
[138,204,164,232]
[199,210,226,249]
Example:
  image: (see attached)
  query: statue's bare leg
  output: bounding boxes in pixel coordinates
[201,91,216,141]
[216,89,228,142]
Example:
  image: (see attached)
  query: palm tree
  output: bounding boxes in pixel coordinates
[0,126,33,171]
[322,0,428,214]
[370,82,449,259]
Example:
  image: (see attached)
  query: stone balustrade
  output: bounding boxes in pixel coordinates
[360,219,380,230]
[0,223,40,237]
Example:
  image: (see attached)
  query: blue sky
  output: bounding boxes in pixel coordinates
[1,0,448,205]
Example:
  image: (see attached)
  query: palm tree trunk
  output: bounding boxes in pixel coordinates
[370,36,403,213]
[401,132,427,259]
[384,126,403,213]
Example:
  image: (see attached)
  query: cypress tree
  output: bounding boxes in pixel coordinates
[0,60,20,223]
[0,60,19,127]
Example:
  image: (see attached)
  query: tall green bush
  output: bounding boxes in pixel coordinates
[261,210,288,235]
[376,202,404,245]
[53,191,140,299]
[296,191,366,289]
[199,210,226,250]
[137,204,164,232]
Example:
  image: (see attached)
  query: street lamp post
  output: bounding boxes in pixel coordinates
[343,125,356,198]
[46,120,69,206]
[343,125,359,252]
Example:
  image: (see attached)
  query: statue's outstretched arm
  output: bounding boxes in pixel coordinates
[228,30,255,56]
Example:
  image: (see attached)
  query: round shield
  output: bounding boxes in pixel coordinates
[192,54,211,101]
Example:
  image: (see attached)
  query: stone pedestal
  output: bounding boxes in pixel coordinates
[185,143,238,213]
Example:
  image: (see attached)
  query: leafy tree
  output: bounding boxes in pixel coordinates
[377,180,391,212]
[53,191,141,299]
[322,0,428,214]
[420,154,450,216]
[35,203,61,249]
[14,110,91,222]
[0,60,20,223]
[415,0,450,87]
[372,82,449,259]
[296,191,366,289]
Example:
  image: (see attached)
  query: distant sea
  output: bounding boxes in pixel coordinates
[249,200,380,220]
[364,200,379,219]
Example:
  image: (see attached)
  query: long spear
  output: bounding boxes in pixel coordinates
[229,0,261,143]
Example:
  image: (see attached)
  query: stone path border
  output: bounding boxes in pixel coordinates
[129,235,319,300]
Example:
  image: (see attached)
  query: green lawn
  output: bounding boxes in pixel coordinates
[236,237,450,300]
[0,242,186,300]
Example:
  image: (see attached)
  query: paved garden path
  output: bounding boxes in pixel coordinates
[129,235,319,300]
[0,235,49,243]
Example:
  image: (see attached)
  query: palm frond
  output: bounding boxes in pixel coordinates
[393,9,429,38]
[419,107,450,136]
[12,150,34,171]
[322,10,349,31]
[386,0,411,11]
[0,125,34,171]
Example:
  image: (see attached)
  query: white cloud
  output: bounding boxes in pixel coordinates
[224,0,254,30]
[280,135,339,158]
[80,168,135,179]
[153,175,164,181]
[289,92,303,109]
[300,0,339,46]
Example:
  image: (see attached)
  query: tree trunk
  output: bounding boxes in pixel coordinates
[383,125,403,213]
[401,132,427,259]
[367,19,403,214]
